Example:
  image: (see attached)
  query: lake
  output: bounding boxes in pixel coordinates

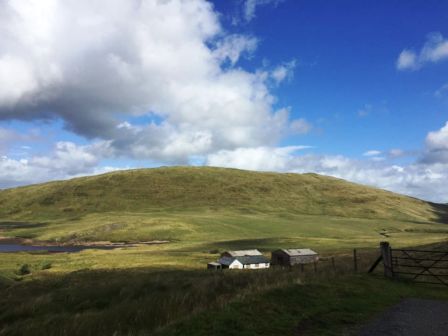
[0,244,119,253]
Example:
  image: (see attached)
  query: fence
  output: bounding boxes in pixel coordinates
[278,248,380,276]
[372,242,448,287]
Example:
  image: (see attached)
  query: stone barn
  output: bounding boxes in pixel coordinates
[271,248,319,266]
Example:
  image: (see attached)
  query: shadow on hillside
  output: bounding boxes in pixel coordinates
[199,237,299,252]
[0,265,313,336]
[429,203,448,224]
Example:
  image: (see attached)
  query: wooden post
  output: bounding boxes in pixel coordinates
[300,264,304,272]
[380,241,393,278]
[313,261,317,273]
[331,257,336,271]
[353,249,358,272]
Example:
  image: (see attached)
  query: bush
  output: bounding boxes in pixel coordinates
[17,264,31,276]
[41,261,52,270]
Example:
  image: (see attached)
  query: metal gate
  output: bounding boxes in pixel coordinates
[390,248,448,286]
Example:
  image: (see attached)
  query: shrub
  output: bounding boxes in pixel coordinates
[41,261,52,270]
[17,264,31,276]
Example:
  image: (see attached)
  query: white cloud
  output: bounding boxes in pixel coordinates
[426,122,448,151]
[204,122,448,202]
[0,141,115,188]
[205,146,448,203]
[290,118,312,134]
[213,35,258,65]
[242,0,283,22]
[421,122,448,164]
[388,149,406,158]
[435,83,448,98]
[363,150,382,157]
[396,32,448,71]
[271,60,296,84]
[207,146,310,171]
[396,50,418,71]
[0,0,298,162]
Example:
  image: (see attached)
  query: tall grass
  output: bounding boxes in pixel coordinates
[0,248,384,336]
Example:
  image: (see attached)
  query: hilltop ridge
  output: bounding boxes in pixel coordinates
[0,166,446,223]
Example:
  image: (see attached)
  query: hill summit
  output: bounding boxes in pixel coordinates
[0,167,446,223]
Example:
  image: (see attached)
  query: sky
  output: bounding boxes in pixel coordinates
[0,0,448,202]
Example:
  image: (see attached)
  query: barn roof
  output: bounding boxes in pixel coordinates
[224,249,262,257]
[279,248,318,256]
[218,256,237,266]
[218,254,269,266]
[235,255,270,265]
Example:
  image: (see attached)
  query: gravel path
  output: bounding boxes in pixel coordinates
[358,298,448,336]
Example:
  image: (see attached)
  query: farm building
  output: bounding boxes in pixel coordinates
[207,249,270,270]
[207,262,222,270]
[218,255,270,269]
[220,249,262,258]
[271,248,319,266]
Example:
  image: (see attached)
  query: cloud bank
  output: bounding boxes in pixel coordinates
[0,0,301,163]
[0,2,447,203]
[397,32,448,70]
[206,123,448,203]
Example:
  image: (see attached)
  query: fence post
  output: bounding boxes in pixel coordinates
[380,241,393,278]
[353,249,358,272]
[331,257,336,271]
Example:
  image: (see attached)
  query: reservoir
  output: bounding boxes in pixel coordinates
[0,244,118,253]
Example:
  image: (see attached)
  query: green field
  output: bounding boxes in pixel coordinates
[1,167,447,276]
[0,167,447,335]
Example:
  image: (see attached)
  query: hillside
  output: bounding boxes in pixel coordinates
[0,166,446,223]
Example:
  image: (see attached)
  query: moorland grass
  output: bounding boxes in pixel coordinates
[0,167,447,335]
[157,274,448,336]
[1,167,446,225]
[0,254,447,336]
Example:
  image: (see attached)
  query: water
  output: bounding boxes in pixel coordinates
[0,244,118,253]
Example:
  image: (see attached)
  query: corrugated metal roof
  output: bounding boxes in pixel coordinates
[218,255,269,265]
[225,249,262,257]
[218,256,237,266]
[235,255,270,265]
[281,248,318,256]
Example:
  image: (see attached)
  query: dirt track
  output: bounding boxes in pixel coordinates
[358,298,448,336]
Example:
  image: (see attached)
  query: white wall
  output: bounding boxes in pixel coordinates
[226,260,270,270]
[229,260,244,269]
[243,263,270,269]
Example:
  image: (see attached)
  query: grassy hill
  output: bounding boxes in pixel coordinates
[0,166,446,222]
[0,166,447,252]
[1,167,448,336]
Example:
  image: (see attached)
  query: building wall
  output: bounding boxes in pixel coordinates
[290,255,319,265]
[272,251,319,266]
[271,252,286,265]
[243,263,270,269]
[271,251,290,265]
[228,260,243,269]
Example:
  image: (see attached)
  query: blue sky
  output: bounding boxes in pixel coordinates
[0,0,447,202]
[213,0,448,156]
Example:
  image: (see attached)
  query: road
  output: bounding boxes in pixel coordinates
[358,298,448,336]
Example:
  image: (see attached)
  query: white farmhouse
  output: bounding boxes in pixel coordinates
[207,249,270,270]
[218,255,270,269]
